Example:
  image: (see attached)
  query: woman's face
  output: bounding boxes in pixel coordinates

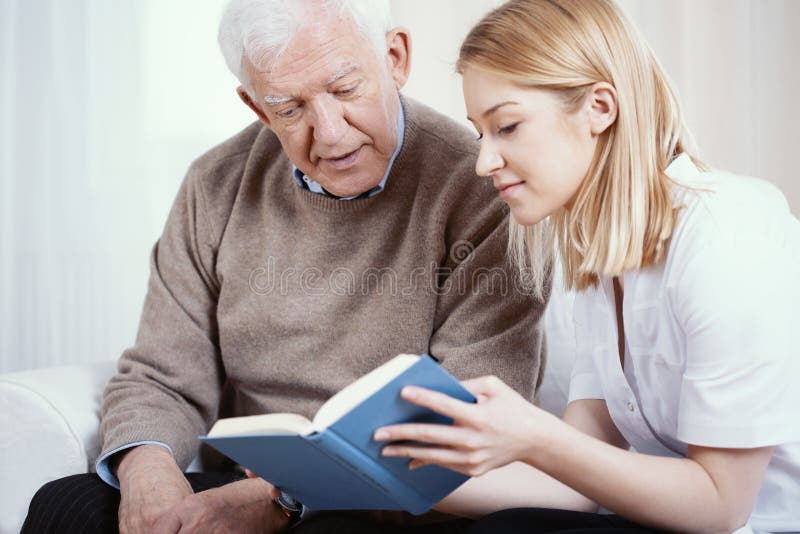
[462,68,602,226]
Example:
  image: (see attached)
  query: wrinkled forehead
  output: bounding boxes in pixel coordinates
[247,18,383,98]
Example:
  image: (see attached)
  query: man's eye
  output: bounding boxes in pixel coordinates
[277,107,298,119]
[335,86,357,97]
[498,122,519,136]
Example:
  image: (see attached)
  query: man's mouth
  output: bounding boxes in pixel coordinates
[320,146,363,170]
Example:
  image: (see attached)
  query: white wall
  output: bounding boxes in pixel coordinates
[1,0,797,373]
[619,0,800,217]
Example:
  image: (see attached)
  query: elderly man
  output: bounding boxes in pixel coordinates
[23,0,546,532]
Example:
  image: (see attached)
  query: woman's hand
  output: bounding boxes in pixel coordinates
[374,375,557,476]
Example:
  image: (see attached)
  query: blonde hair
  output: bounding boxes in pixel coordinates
[457,0,701,295]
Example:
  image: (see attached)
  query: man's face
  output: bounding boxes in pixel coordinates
[241,16,409,197]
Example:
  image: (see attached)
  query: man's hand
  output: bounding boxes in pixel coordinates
[117,445,289,533]
[152,477,289,534]
[117,444,193,534]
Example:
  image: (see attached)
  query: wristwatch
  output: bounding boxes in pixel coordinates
[275,491,303,526]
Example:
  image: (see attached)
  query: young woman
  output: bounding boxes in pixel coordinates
[373,1,800,533]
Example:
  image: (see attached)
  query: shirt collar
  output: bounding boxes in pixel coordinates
[664,153,700,181]
[292,101,405,200]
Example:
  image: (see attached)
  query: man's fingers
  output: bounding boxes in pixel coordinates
[152,511,181,534]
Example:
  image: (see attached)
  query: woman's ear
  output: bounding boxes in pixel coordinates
[587,82,618,136]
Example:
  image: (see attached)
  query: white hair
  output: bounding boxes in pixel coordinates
[218,0,393,92]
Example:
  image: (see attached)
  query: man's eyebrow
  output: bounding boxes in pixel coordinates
[263,94,293,106]
[261,64,360,106]
[325,64,359,86]
[466,101,520,122]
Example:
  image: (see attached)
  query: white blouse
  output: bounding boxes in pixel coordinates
[568,154,800,533]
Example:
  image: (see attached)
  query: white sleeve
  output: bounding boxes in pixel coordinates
[669,191,800,447]
[567,290,606,403]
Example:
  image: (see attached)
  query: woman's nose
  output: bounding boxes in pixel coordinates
[475,140,504,177]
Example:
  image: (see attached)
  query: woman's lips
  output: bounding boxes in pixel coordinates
[496,181,524,200]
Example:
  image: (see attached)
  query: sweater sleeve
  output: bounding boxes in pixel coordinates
[429,215,548,402]
[99,163,226,469]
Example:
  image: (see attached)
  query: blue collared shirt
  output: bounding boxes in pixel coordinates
[292,102,405,198]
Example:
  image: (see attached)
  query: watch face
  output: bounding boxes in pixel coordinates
[276,491,303,513]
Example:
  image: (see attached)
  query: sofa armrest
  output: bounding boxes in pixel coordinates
[0,360,116,534]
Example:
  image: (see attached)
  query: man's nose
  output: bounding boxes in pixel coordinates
[310,97,348,146]
[475,139,504,177]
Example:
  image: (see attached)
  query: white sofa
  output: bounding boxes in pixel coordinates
[0,361,117,534]
[0,286,576,534]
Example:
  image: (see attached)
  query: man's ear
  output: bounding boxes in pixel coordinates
[237,86,271,127]
[587,82,617,136]
[385,27,411,90]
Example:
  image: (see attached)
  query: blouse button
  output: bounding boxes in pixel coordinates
[626,402,636,412]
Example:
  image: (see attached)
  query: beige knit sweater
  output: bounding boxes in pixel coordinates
[100,97,548,468]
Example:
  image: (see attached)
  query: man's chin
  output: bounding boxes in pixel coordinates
[321,182,377,198]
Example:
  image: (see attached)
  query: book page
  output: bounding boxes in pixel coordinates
[313,354,419,430]
[207,413,315,437]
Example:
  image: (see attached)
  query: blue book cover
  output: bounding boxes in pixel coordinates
[200,354,474,515]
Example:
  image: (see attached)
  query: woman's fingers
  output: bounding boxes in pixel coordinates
[461,375,505,397]
[397,385,476,421]
[383,443,468,465]
[374,422,473,446]
[377,423,496,477]
[391,376,509,427]
[376,379,507,442]
[407,459,428,470]
[383,443,493,477]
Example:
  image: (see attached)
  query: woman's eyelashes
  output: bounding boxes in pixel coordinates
[497,122,520,136]
[475,122,520,141]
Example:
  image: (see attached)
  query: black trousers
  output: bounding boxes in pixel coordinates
[22,472,247,534]
[21,473,470,534]
[23,474,663,533]
[464,508,666,534]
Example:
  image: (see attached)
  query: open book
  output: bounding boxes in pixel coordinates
[200,354,475,515]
